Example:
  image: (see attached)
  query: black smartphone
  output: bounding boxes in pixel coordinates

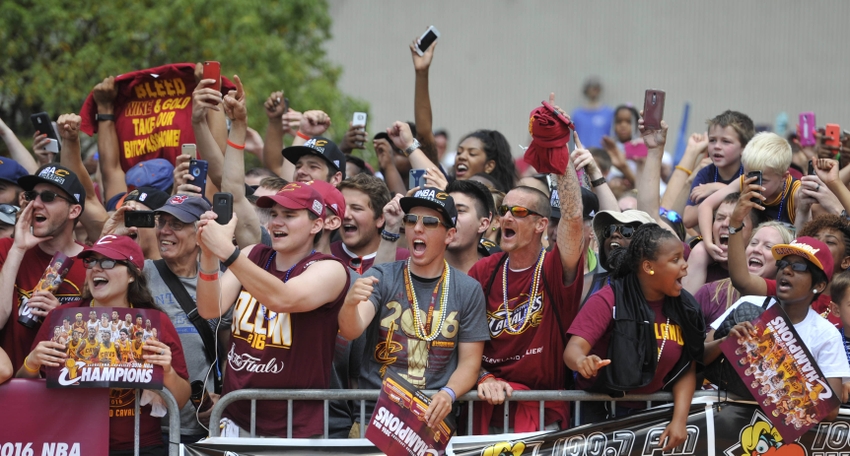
[746,170,763,205]
[213,192,233,225]
[125,210,156,228]
[808,160,815,175]
[189,159,209,196]
[30,112,61,152]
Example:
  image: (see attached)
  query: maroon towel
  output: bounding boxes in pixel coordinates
[523,103,573,174]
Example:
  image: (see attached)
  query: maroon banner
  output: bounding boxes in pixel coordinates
[0,379,108,455]
[720,304,839,442]
[45,307,164,389]
[366,371,456,456]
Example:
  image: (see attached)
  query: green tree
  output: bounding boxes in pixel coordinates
[0,0,367,160]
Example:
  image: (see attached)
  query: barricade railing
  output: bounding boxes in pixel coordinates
[208,389,727,438]
[130,388,181,456]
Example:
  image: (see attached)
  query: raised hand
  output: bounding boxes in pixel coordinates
[410,37,437,72]
[386,121,415,152]
[638,111,668,150]
[222,75,247,122]
[191,79,222,124]
[56,113,82,142]
[298,110,331,137]
[264,91,286,120]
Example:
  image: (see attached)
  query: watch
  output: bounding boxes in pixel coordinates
[95,113,115,122]
[402,139,421,157]
[728,223,745,235]
[590,177,607,188]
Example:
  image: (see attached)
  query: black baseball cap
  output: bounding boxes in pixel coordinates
[18,164,86,213]
[282,136,346,180]
[549,187,598,220]
[400,187,457,228]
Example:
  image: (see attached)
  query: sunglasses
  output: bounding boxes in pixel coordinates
[603,224,636,239]
[498,205,543,218]
[156,216,189,231]
[402,214,445,229]
[82,257,128,270]
[23,190,73,204]
[775,260,809,273]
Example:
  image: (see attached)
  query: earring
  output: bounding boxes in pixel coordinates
[813,289,818,293]
[649,270,655,276]
[492,226,498,231]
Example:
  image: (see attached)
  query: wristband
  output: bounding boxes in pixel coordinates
[590,177,607,188]
[23,356,39,373]
[439,386,457,403]
[380,229,400,242]
[675,165,692,176]
[296,131,311,140]
[477,372,496,385]
[95,113,115,122]
[199,270,219,282]
[227,139,245,150]
[222,247,241,268]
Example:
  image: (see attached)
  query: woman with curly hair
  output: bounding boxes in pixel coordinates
[453,130,518,193]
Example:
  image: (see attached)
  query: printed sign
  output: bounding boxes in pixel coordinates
[719,304,840,442]
[366,371,456,456]
[45,307,164,389]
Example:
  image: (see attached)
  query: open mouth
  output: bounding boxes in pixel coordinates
[92,277,109,290]
[272,230,288,239]
[502,228,516,239]
[412,239,426,254]
[748,257,764,272]
[343,223,357,234]
[777,277,792,292]
[609,241,622,250]
[33,214,47,223]
[455,164,469,176]
[718,234,729,246]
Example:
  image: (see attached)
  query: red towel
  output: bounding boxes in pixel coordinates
[472,382,570,434]
[523,103,573,174]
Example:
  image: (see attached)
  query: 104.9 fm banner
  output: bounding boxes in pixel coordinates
[45,307,164,389]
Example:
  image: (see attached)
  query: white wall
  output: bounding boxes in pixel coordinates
[325,0,850,158]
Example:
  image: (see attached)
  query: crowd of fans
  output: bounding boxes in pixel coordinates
[1,35,850,455]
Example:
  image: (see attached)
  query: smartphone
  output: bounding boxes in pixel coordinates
[624,140,648,160]
[202,61,221,92]
[189,159,209,195]
[283,97,289,112]
[213,192,233,225]
[799,112,816,147]
[642,89,666,130]
[125,210,156,228]
[30,112,61,153]
[181,143,197,158]
[542,101,573,129]
[808,160,815,175]
[409,169,427,190]
[825,124,841,148]
[746,170,763,205]
[415,26,440,56]
[352,112,367,128]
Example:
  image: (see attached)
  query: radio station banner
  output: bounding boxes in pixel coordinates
[46,307,164,389]
[719,304,839,442]
[366,371,456,456]
[0,379,108,455]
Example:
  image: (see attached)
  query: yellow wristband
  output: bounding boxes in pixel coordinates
[23,356,39,373]
[675,165,692,176]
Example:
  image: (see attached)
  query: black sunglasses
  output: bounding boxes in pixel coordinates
[24,190,73,204]
[82,258,128,270]
[603,224,636,239]
[498,205,543,218]
[776,260,809,273]
[402,214,444,229]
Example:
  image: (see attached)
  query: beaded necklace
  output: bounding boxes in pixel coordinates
[501,249,546,334]
[260,250,315,321]
[713,164,744,183]
[404,259,450,344]
[657,318,670,361]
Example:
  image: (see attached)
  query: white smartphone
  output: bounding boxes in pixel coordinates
[182,143,197,157]
[352,112,367,128]
[416,26,440,56]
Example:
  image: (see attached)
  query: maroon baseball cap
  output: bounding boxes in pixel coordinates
[772,236,834,281]
[304,180,345,219]
[78,234,145,270]
[256,182,325,218]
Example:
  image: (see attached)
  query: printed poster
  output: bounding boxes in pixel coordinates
[719,304,840,442]
[45,307,164,389]
[366,371,456,456]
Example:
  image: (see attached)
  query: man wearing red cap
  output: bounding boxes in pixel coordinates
[468,100,585,432]
[196,181,350,438]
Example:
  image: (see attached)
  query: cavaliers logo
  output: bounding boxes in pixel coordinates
[281,183,302,192]
[168,195,188,205]
[435,192,448,200]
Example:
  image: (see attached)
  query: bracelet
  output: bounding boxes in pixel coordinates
[199,270,219,282]
[380,229,400,242]
[590,177,607,188]
[675,165,692,176]
[23,356,39,373]
[439,386,457,403]
[477,372,496,385]
[296,131,311,140]
[222,247,241,268]
[227,139,245,150]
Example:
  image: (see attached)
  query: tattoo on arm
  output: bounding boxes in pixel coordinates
[556,158,584,258]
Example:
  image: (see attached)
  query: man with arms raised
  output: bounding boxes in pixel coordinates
[339,187,489,428]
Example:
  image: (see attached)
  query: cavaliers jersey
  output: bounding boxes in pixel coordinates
[98,343,118,364]
[78,339,99,361]
[116,340,134,363]
[67,339,83,359]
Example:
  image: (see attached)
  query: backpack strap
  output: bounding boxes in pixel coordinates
[153,259,222,392]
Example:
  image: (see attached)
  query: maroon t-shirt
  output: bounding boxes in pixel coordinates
[330,240,409,274]
[223,246,349,437]
[568,285,684,394]
[0,238,86,371]
[468,244,583,391]
[32,301,188,451]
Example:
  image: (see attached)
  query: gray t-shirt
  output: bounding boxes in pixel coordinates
[357,261,489,394]
[145,259,225,437]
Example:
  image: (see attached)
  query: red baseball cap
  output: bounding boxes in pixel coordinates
[78,235,145,270]
[772,236,834,281]
[256,182,325,218]
[304,180,345,219]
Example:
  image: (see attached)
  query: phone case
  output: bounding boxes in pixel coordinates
[202,61,221,92]
[643,90,666,130]
[825,124,841,148]
[213,192,233,225]
[125,211,156,228]
[624,140,648,160]
[746,171,762,205]
[799,112,816,147]
[189,159,209,194]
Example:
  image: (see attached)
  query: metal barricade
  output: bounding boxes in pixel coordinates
[131,388,181,456]
[208,389,725,438]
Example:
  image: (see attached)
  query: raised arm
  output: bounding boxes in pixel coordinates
[571,142,618,212]
[662,133,708,215]
[556,138,585,285]
[92,77,127,201]
[375,194,404,266]
[337,276,379,340]
[816,158,850,213]
[56,114,107,241]
[727,179,769,295]
[387,121,438,171]
[409,38,439,165]
[262,91,287,176]
[636,114,677,237]
[191,78,225,191]
[0,117,38,173]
